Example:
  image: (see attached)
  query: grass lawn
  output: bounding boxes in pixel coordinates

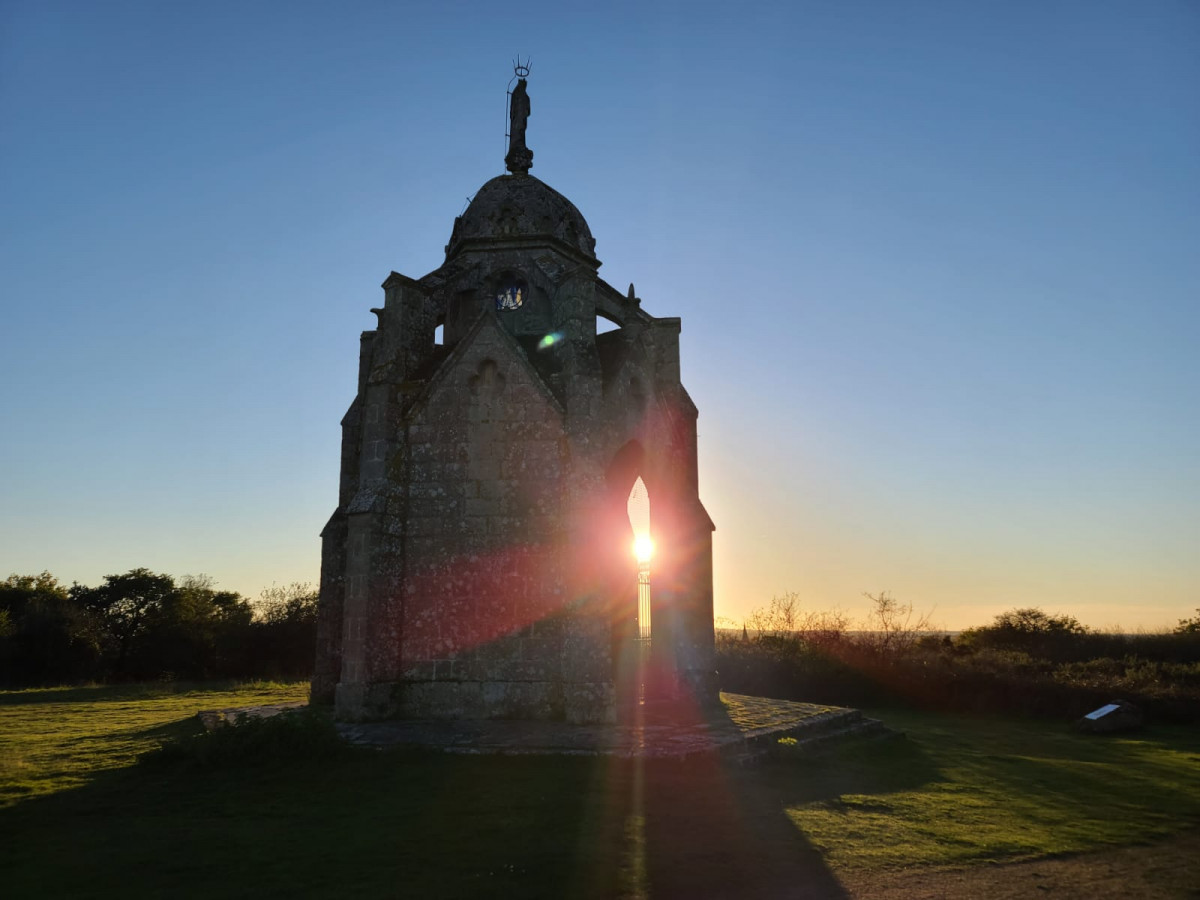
[782,708,1200,870]
[1,683,1197,898]
[0,681,310,805]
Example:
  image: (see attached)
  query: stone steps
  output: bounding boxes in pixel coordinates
[725,713,898,767]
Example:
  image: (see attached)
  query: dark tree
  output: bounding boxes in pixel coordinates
[0,572,101,685]
[71,569,178,678]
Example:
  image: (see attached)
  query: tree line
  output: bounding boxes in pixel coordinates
[0,570,317,687]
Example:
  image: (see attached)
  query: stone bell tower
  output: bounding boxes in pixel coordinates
[312,71,716,723]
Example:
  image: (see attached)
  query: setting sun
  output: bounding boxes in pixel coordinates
[632,534,654,564]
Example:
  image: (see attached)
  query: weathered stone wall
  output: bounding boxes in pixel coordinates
[394,318,576,719]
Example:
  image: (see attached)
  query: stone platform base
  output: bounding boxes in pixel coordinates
[336,692,895,760]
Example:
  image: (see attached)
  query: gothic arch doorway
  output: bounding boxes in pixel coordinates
[627,476,652,644]
[606,441,655,712]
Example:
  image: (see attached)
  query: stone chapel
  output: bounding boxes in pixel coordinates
[312,75,716,723]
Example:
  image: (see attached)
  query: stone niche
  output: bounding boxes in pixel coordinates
[312,88,716,724]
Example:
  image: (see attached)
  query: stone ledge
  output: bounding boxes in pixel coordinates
[196,694,898,760]
[335,692,895,759]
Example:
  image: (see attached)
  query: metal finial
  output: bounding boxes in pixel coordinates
[513,56,531,79]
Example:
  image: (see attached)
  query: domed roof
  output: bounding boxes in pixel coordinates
[445,174,597,262]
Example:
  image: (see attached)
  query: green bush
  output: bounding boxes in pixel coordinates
[957,607,1088,659]
[1175,609,1200,634]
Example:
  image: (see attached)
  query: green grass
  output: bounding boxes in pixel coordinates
[0,680,309,805]
[781,708,1200,869]
[1,684,1197,898]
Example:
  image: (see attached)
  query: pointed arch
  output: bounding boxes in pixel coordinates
[604,439,659,710]
[606,438,645,496]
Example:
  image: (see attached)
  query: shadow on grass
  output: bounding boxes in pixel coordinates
[0,707,926,899]
[133,713,209,744]
[762,729,944,806]
[636,754,856,898]
[1,739,604,897]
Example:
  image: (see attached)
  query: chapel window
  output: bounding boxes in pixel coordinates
[494,279,525,311]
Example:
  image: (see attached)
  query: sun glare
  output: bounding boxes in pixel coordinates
[633,534,654,564]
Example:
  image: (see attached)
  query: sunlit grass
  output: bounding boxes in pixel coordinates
[0,680,308,806]
[780,708,1200,869]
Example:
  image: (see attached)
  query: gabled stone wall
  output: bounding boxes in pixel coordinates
[393,319,572,719]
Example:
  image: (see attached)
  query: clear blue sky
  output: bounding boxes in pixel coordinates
[2,1,1196,629]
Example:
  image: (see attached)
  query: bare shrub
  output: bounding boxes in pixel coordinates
[745,592,850,651]
[746,592,801,637]
[858,591,935,656]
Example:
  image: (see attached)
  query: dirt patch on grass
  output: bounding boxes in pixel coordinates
[842,831,1200,899]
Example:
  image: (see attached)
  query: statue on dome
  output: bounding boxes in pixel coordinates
[506,77,533,174]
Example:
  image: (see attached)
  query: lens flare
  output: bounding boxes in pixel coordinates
[633,534,654,564]
[537,331,563,350]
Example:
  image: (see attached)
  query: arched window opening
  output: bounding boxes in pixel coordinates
[627,476,651,642]
[434,323,444,345]
[494,276,526,311]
